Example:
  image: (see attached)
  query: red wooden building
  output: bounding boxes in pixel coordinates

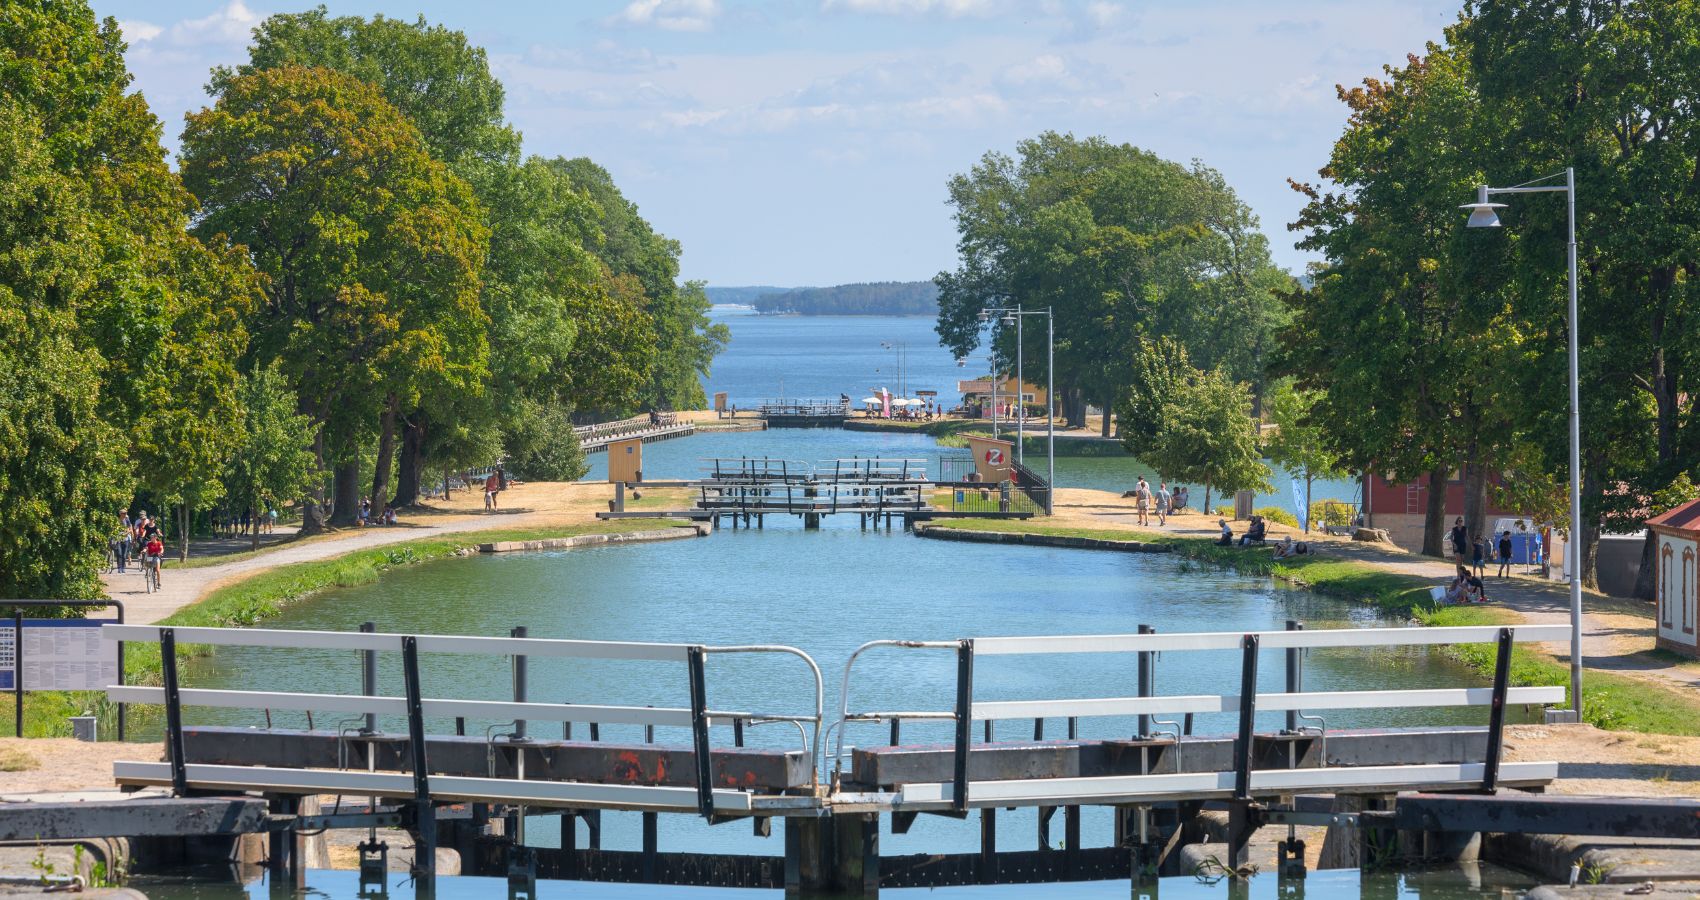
[1647,499,1700,659]
[1361,471,1524,553]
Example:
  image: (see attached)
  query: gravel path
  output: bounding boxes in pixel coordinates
[1045,489,1700,696]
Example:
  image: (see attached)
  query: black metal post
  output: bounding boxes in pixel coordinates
[1482,627,1514,792]
[889,717,901,746]
[511,626,528,740]
[1137,624,1155,739]
[687,646,714,819]
[115,601,126,741]
[1285,620,1304,734]
[11,613,21,739]
[401,636,436,886]
[952,639,974,816]
[361,621,377,734]
[160,627,188,795]
[1233,634,1260,801]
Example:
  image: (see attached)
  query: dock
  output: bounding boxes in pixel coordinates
[11,620,1686,896]
[759,399,851,427]
[574,413,695,452]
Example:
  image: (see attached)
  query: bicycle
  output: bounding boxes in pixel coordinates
[143,555,161,593]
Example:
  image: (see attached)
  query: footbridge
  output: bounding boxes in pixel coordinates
[52,620,1629,894]
[598,455,1038,528]
[574,413,695,452]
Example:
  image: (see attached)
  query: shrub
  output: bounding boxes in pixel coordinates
[1317,500,1355,528]
[1255,506,1298,527]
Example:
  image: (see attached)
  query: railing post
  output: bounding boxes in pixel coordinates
[952,639,974,817]
[160,627,188,796]
[1233,634,1259,801]
[1482,627,1514,792]
[511,626,528,740]
[401,636,436,886]
[687,646,715,819]
[1137,624,1155,739]
[360,622,377,734]
[1285,620,1303,734]
[12,612,22,739]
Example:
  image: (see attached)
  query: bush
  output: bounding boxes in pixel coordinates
[1214,505,1234,518]
[1317,500,1355,528]
[1255,506,1298,527]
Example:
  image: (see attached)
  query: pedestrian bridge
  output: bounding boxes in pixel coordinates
[98,621,1569,894]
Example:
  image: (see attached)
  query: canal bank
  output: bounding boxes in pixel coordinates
[912,506,1700,738]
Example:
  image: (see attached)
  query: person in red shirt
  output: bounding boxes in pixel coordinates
[143,536,165,587]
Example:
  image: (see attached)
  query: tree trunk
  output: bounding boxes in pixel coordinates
[442,469,452,502]
[1633,529,1658,600]
[1099,406,1112,438]
[179,504,189,563]
[1204,482,1213,516]
[330,458,360,527]
[251,506,260,552]
[370,394,399,518]
[1421,466,1450,559]
[1064,387,1087,430]
[299,427,329,535]
[392,412,426,508]
[1304,475,1312,534]
[1463,456,1489,556]
[1580,464,1603,590]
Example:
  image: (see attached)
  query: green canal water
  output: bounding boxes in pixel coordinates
[177,506,1528,892]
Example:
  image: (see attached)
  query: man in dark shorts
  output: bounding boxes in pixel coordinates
[1497,530,1513,578]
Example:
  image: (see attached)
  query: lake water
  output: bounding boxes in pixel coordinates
[587,308,1361,517]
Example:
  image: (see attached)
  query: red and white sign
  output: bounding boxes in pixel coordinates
[983,447,1005,466]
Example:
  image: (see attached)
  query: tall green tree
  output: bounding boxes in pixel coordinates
[1264,382,1347,533]
[1,1,255,584]
[560,157,729,411]
[1117,364,1272,513]
[181,65,489,529]
[223,366,320,551]
[935,132,1288,435]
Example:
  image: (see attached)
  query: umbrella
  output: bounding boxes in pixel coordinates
[861,397,884,405]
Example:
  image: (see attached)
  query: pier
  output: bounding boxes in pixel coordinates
[574,413,696,452]
[759,399,851,427]
[12,620,1680,896]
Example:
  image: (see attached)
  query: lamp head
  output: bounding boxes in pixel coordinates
[977,309,990,322]
[1461,184,1507,228]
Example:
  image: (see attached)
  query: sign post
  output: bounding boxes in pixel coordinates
[2,601,127,739]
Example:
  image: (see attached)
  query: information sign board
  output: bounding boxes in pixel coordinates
[0,619,119,692]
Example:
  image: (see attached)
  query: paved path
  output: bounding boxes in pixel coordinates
[102,510,550,625]
[1051,491,1700,695]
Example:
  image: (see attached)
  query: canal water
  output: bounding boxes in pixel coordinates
[185,510,1520,875]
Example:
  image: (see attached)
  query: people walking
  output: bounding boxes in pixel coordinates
[485,471,501,511]
[1497,530,1513,578]
[1471,535,1486,579]
[1156,482,1171,526]
[1134,476,1151,526]
[1449,517,1468,564]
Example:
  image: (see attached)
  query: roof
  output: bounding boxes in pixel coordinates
[1647,498,1700,536]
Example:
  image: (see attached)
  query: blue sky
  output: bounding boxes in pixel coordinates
[94,0,1460,286]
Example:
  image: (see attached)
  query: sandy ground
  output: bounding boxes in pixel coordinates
[1036,488,1700,695]
[0,738,156,796]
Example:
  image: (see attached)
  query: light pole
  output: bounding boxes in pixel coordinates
[1462,168,1582,718]
[982,306,1056,514]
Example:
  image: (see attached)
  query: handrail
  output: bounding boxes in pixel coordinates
[104,624,827,806]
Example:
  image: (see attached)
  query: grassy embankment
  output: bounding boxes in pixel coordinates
[922,518,1700,736]
[2,518,691,738]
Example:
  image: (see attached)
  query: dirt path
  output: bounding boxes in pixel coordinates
[101,481,622,625]
[1041,488,1700,695]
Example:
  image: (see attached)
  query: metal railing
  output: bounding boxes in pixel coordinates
[832,623,1569,812]
[758,399,851,418]
[102,624,823,818]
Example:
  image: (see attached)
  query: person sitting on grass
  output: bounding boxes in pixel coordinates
[1443,565,1471,604]
[1464,572,1489,603]
[1272,535,1310,559]
[1216,519,1233,546]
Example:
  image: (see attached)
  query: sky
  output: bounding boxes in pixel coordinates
[93,0,1462,287]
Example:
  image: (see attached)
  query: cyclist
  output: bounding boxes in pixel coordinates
[143,533,165,590]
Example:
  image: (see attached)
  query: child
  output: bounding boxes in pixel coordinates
[1471,536,1486,579]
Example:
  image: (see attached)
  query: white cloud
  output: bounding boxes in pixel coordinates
[605,0,722,32]
[996,53,1119,96]
[520,40,675,73]
[118,19,163,43]
[122,1,263,52]
[822,0,998,18]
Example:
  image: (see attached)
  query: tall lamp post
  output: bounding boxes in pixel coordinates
[1461,168,1582,718]
[981,306,1056,514]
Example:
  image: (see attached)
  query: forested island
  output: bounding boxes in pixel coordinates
[752,281,939,315]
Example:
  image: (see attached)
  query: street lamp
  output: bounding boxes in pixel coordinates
[1463,168,1582,719]
[981,305,1056,514]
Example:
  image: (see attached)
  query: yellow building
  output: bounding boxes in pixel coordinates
[957,376,1047,417]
